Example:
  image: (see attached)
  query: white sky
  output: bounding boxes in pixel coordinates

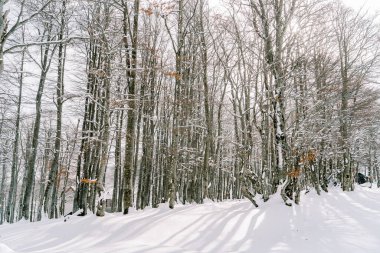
[343,0,380,13]
[209,0,380,14]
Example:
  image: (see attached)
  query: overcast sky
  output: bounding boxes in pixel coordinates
[343,0,380,13]
[210,0,380,14]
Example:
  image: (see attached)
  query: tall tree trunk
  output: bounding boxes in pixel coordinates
[199,0,213,201]
[44,0,67,218]
[123,0,140,214]
[95,2,112,217]
[22,26,55,219]
[339,38,352,191]
[6,44,25,223]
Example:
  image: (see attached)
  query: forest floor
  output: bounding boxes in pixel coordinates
[1,185,380,253]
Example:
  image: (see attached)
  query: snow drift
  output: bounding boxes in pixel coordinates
[1,186,380,253]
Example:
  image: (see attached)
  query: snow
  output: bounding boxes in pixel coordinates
[1,186,380,253]
[0,243,15,253]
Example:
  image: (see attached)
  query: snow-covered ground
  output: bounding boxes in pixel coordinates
[1,186,380,253]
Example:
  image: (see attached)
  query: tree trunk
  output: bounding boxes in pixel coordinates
[6,44,25,223]
[123,0,140,215]
[22,25,55,220]
[44,0,67,218]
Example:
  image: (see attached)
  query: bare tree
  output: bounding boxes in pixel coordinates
[0,0,52,73]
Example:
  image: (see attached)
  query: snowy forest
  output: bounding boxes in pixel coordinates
[0,0,380,225]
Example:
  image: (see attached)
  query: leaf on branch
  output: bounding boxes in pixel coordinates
[164,71,181,80]
[141,7,153,16]
[287,169,301,179]
[80,178,97,184]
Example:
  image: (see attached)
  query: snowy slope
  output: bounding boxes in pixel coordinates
[1,186,380,253]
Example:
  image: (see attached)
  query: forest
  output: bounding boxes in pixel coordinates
[0,0,380,224]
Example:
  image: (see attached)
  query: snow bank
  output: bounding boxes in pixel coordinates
[0,243,15,253]
[1,186,380,253]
